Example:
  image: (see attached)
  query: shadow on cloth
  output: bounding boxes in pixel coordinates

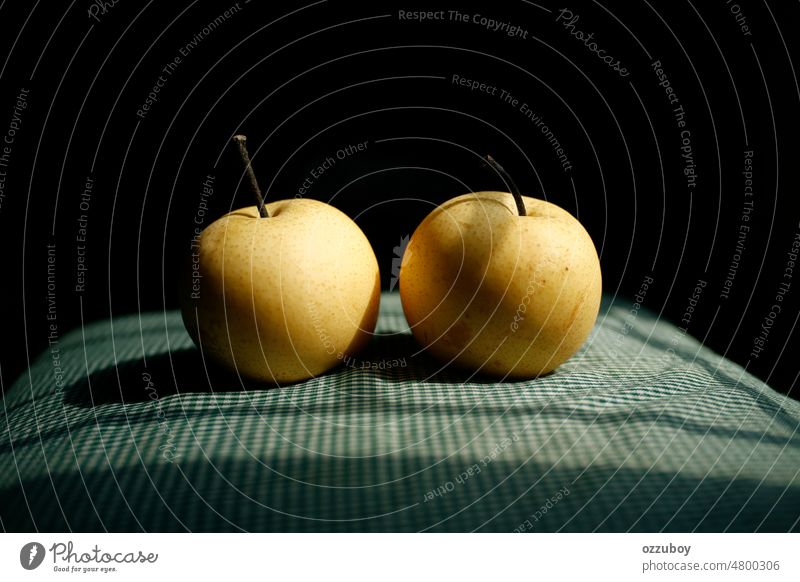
[60,332,529,409]
[1,455,797,532]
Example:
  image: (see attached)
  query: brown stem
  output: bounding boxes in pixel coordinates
[233,135,268,218]
[483,155,526,217]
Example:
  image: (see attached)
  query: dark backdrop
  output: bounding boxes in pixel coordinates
[1,0,798,397]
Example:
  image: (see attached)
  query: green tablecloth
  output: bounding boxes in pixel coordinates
[2,294,799,531]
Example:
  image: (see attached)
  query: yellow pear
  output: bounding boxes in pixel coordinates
[399,158,601,378]
[180,136,380,384]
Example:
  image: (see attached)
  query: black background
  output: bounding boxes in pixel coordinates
[1,0,798,397]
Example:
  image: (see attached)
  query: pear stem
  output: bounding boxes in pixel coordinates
[483,155,526,217]
[233,135,269,218]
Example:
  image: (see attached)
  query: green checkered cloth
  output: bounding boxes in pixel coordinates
[2,293,799,532]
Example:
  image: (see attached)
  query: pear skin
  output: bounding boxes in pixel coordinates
[182,199,380,384]
[399,191,601,378]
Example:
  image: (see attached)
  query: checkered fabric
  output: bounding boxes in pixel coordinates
[2,294,799,532]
